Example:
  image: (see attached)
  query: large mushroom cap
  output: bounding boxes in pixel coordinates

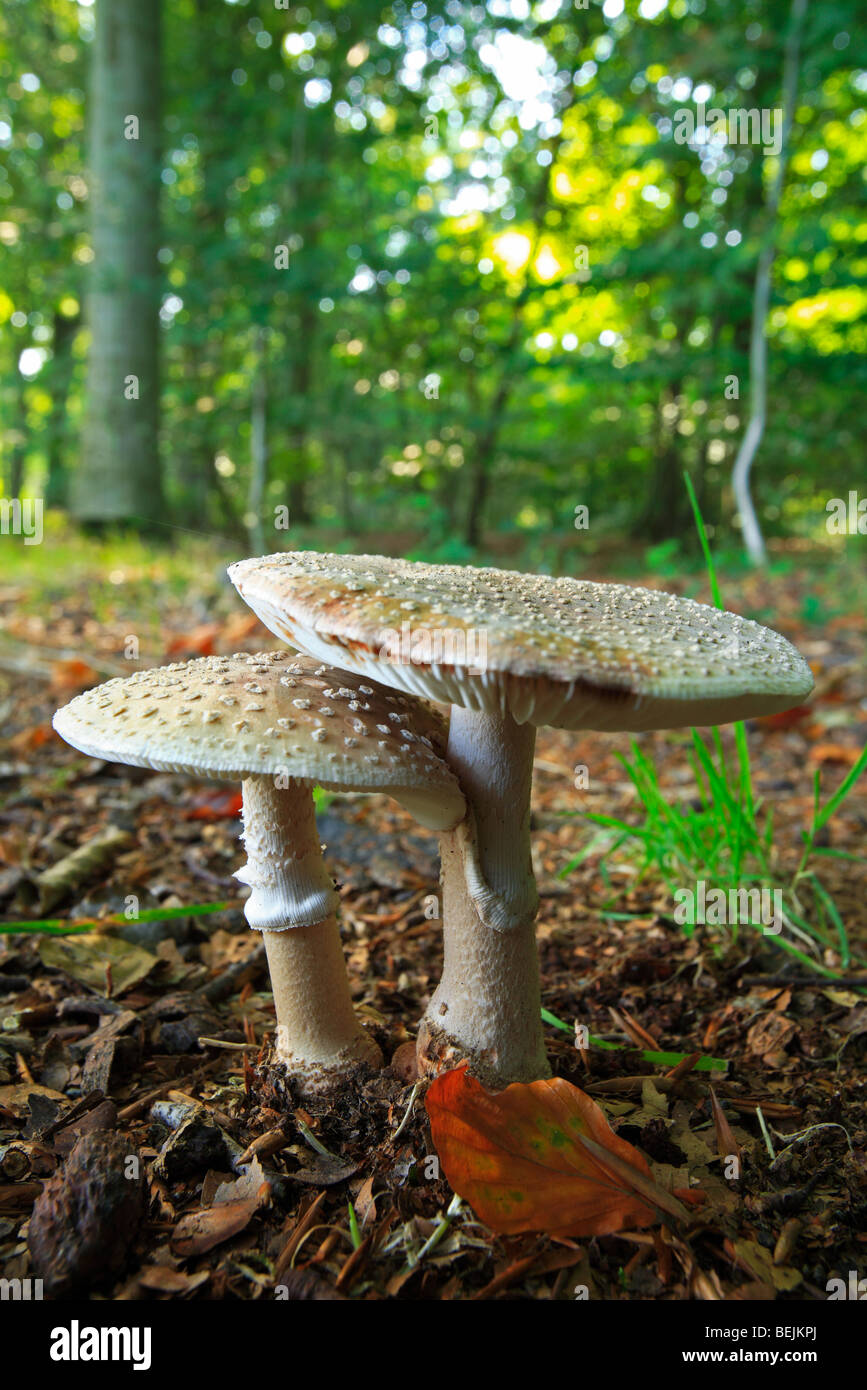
[53,651,465,830]
[228,552,814,732]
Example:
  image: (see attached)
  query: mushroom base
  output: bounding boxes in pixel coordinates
[261,918,382,1094]
[418,833,550,1089]
[255,1043,383,1105]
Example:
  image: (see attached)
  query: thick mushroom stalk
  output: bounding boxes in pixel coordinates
[418,708,549,1086]
[238,776,380,1087]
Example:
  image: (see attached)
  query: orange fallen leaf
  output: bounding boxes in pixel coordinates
[219,612,267,645]
[164,623,221,659]
[184,790,243,821]
[757,704,812,730]
[9,723,56,753]
[50,659,99,693]
[807,743,862,766]
[425,1065,690,1238]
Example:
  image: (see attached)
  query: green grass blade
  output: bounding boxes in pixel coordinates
[540,1009,727,1070]
[807,876,851,968]
[683,470,723,609]
[813,745,867,833]
[0,900,238,936]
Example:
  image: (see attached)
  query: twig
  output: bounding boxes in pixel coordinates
[390,1081,421,1146]
[116,1057,223,1121]
[769,1122,853,1172]
[755,1106,777,1162]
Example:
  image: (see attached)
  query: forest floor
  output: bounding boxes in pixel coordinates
[0,534,865,1302]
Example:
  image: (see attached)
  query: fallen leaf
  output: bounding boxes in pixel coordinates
[807,742,862,766]
[425,1065,690,1238]
[171,1180,269,1256]
[50,659,99,694]
[213,1156,266,1206]
[725,1237,802,1292]
[164,624,221,659]
[353,1174,377,1227]
[38,933,159,996]
[138,1265,210,1295]
[757,705,812,730]
[8,724,56,754]
[219,612,265,646]
[745,1013,797,1067]
[292,1155,360,1187]
[184,790,243,821]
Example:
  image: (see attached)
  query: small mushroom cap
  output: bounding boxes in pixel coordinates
[229,552,814,732]
[52,652,465,830]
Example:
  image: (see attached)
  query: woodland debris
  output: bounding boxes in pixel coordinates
[154,1107,230,1181]
[27,1132,146,1295]
[35,826,134,912]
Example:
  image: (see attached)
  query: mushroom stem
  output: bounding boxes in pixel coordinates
[239,777,380,1088]
[419,708,550,1087]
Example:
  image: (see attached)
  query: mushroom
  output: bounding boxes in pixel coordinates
[228,554,814,1087]
[52,651,464,1093]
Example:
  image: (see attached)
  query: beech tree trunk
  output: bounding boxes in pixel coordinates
[45,311,81,508]
[73,0,162,524]
[248,328,268,554]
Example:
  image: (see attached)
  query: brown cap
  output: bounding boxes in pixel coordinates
[228,553,814,731]
[53,651,465,830]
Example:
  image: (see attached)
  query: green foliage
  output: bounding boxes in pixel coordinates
[561,734,866,974]
[0,900,236,936]
[561,476,866,974]
[2,0,865,550]
[540,1008,728,1071]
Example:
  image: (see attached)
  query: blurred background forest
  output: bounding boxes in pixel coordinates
[1,0,865,573]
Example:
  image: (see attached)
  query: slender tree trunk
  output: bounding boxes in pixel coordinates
[8,372,27,497]
[73,0,162,524]
[248,328,268,554]
[640,381,686,541]
[287,300,316,525]
[461,148,560,548]
[732,0,808,565]
[465,377,511,548]
[334,444,355,533]
[45,312,80,509]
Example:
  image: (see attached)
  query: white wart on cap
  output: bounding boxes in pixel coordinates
[52,651,464,831]
[228,553,814,730]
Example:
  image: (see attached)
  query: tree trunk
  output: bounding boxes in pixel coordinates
[640,381,687,541]
[45,312,80,509]
[287,299,316,526]
[8,372,27,498]
[461,149,559,548]
[73,0,162,525]
[465,382,510,548]
[248,328,268,554]
[731,0,808,565]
